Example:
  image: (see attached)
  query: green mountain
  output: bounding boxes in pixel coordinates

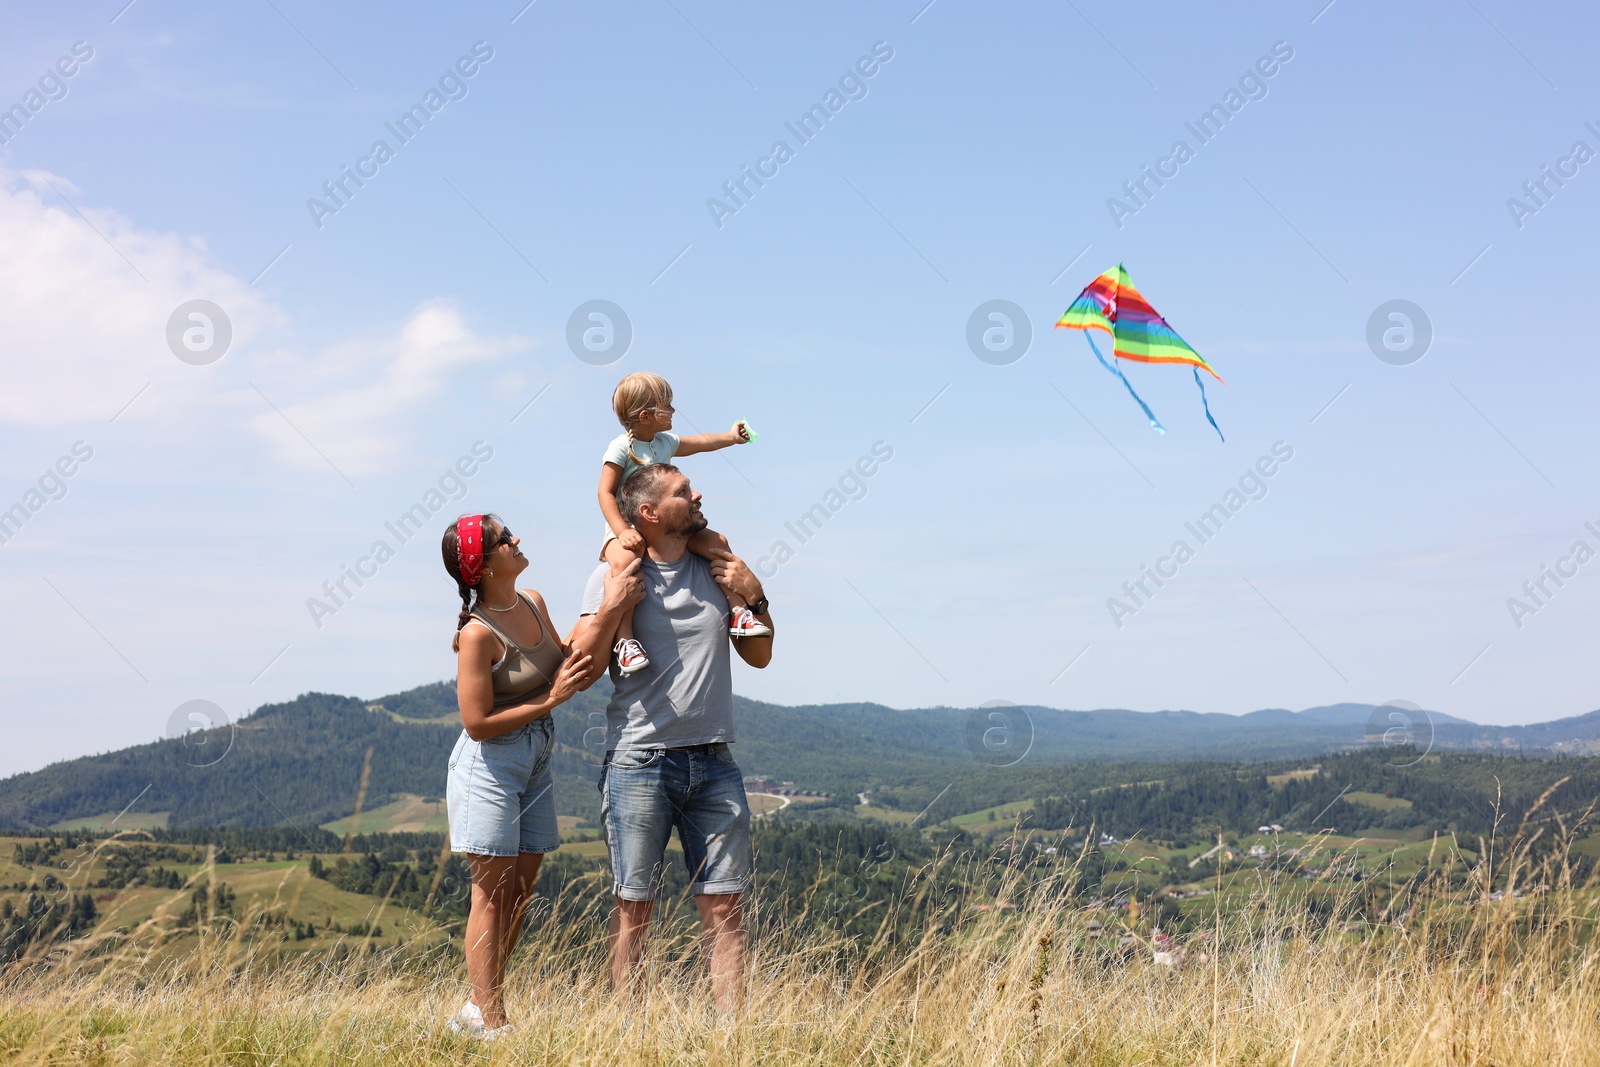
[1,680,1597,831]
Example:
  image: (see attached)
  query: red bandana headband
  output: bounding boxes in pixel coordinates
[457,515,485,588]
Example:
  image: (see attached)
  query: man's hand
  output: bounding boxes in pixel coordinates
[605,556,646,612]
[712,550,773,668]
[732,420,751,443]
[708,550,763,606]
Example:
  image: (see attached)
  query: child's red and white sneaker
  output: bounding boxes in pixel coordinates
[614,638,650,675]
[728,608,772,638]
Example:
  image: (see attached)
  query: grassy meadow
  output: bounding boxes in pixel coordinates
[2,806,1598,1067]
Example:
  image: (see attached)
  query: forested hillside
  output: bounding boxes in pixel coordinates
[1025,750,1600,841]
[0,691,603,830]
[2,678,1598,832]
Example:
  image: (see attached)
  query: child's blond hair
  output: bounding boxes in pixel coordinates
[612,372,674,466]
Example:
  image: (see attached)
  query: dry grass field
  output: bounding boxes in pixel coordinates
[3,815,1597,1066]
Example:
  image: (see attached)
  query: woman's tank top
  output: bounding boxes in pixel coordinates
[466,591,565,710]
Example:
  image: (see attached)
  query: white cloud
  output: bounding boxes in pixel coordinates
[0,168,529,475]
[245,301,526,476]
[0,168,270,425]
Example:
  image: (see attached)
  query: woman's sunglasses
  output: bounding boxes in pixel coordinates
[488,526,515,549]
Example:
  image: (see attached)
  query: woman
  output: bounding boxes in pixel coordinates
[440,512,591,1040]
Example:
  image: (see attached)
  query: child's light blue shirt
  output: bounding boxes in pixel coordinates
[603,431,680,497]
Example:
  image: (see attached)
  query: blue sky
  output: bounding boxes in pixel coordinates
[2,0,1597,778]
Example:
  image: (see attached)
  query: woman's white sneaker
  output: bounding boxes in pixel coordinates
[448,1002,513,1042]
[447,1000,484,1035]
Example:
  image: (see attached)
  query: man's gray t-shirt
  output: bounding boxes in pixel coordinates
[581,553,734,752]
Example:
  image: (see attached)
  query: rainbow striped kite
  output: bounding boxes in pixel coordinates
[1056,263,1224,441]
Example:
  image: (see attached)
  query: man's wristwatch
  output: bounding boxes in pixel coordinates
[748,595,769,616]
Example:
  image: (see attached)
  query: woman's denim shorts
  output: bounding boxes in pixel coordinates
[446,717,559,857]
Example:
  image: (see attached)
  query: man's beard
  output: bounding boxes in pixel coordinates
[669,509,709,539]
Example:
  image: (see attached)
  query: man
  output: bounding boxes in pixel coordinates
[571,463,774,1010]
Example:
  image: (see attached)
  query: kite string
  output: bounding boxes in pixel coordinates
[1084,331,1166,435]
[1193,367,1224,442]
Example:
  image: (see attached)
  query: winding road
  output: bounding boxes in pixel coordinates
[748,792,792,819]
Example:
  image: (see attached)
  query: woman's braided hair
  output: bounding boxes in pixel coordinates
[612,372,673,466]
[441,513,503,652]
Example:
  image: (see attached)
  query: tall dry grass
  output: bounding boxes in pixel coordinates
[4,816,1598,1066]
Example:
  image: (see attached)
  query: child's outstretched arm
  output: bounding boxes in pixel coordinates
[675,421,751,457]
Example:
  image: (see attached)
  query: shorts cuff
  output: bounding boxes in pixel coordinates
[522,844,560,855]
[452,846,519,857]
[613,882,658,902]
[692,877,751,897]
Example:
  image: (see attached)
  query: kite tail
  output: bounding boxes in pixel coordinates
[1193,367,1224,442]
[1085,331,1165,435]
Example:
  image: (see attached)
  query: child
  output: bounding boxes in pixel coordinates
[599,372,770,674]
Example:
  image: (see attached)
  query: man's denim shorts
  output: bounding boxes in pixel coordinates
[447,717,560,857]
[599,743,753,900]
